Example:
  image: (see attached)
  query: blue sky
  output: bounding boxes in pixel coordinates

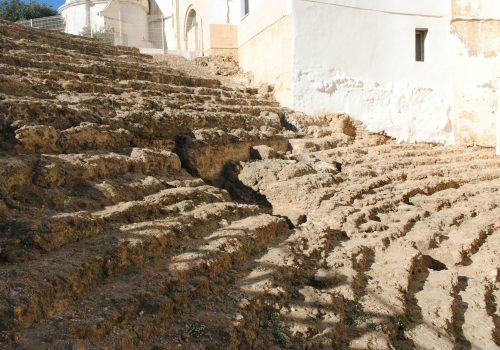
[39,0,65,10]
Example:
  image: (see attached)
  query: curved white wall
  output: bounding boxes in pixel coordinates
[104,0,149,47]
[61,0,149,48]
[60,0,107,35]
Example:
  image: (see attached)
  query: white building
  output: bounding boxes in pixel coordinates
[59,0,500,148]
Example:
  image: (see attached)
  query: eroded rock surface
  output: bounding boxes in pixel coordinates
[0,20,499,350]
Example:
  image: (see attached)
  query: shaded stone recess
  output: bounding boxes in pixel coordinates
[0,20,499,350]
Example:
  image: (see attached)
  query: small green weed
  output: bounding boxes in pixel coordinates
[63,197,73,211]
[396,317,413,337]
[132,335,141,346]
[0,114,12,133]
[367,322,382,331]
[355,294,365,302]
[185,321,207,338]
[340,172,349,180]
[175,246,187,254]
[347,307,368,326]
[265,311,289,346]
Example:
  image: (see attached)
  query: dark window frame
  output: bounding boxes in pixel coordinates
[415,28,428,62]
[243,0,250,17]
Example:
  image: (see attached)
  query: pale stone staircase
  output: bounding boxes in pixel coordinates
[1,20,499,350]
[0,20,291,349]
[237,117,500,349]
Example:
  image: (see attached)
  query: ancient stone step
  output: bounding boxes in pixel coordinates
[0,184,230,261]
[410,270,461,349]
[0,21,143,58]
[459,233,498,350]
[0,149,181,199]
[1,18,499,350]
[430,209,499,267]
[144,222,345,349]
[0,51,222,90]
[13,214,288,348]
[0,199,262,332]
[33,148,181,189]
[406,208,499,349]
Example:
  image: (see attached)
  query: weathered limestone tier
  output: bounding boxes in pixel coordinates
[0,20,498,350]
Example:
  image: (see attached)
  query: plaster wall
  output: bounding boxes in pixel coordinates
[208,24,238,57]
[174,0,229,53]
[291,0,454,144]
[237,0,291,47]
[246,0,265,14]
[450,0,500,146]
[172,0,292,56]
[99,0,150,48]
[225,0,269,23]
[239,14,293,107]
[60,0,107,35]
[90,3,106,30]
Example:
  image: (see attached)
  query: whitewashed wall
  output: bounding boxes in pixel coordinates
[238,0,291,47]
[237,0,293,105]
[450,0,500,146]
[60,0,149,48]
[60,0,107,35]
[97,0,149,47]
[173,0,227,52]
[291,0,454,144]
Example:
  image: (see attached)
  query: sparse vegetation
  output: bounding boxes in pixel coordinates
[63,197,73,211]
[396,316,413,338]
[185,321,207,338]
[175,246,187,254]
[79,25,115,44]
[132,335,141,346]
[1,113,12,133]
[367,322,382,331]
[264,311,290,346]
[346,307,368,326]
[227,291,243,302]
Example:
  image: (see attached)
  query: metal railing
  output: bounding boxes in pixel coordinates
[17,15,65,32]
[16,14,167,52]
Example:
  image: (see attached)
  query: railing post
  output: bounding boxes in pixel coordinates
[30,19,33,27]
[496,69,500,156]
[161,17,165,53]
[119,9,123,45]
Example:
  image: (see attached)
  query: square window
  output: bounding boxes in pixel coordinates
[243,0,250,17]
[415,29,428,62]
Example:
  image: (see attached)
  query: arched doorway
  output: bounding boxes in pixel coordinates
[185,8,198,53]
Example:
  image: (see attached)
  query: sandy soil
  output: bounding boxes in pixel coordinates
[0,20,498,350]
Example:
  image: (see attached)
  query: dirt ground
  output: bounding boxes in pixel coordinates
[0,20,498,350]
